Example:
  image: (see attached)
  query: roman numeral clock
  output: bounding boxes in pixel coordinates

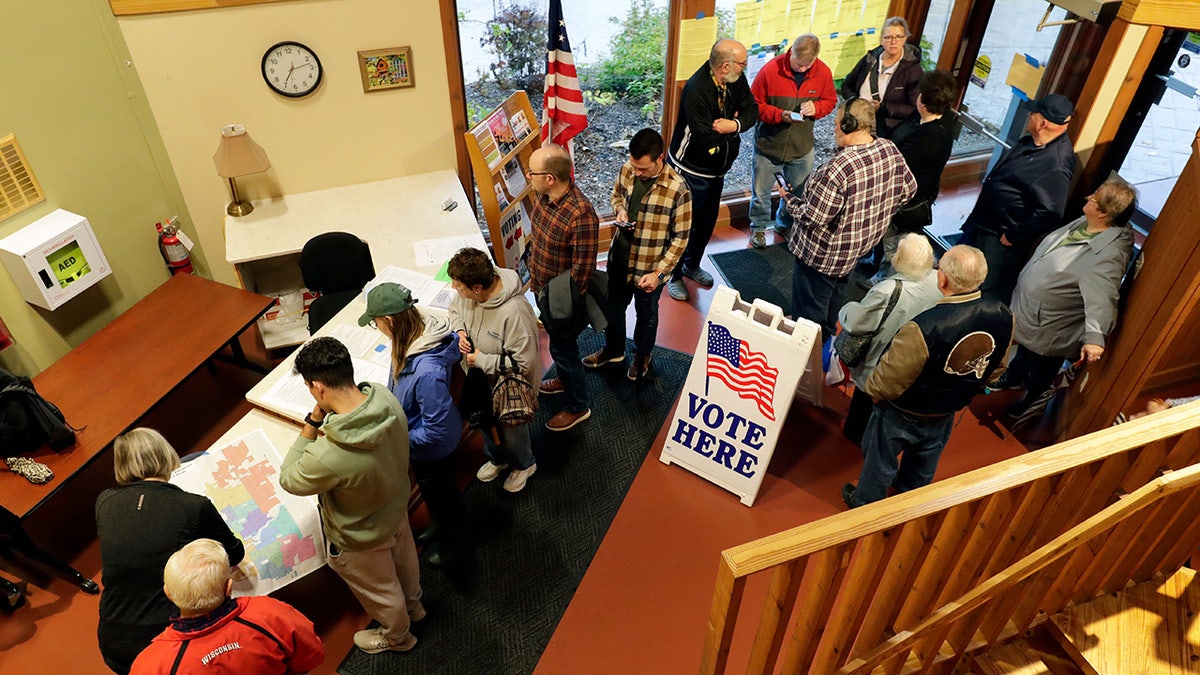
[261,41,323,98]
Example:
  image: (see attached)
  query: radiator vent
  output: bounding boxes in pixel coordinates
[0,134,46,222]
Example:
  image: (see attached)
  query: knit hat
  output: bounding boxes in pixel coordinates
[358,283,416,326]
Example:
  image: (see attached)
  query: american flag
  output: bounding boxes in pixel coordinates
[706,323,780,421]
[542,0,588,149]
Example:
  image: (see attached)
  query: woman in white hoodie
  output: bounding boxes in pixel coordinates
[447,248,543,493]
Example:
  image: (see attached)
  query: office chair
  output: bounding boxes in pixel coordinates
[300,232,376,334]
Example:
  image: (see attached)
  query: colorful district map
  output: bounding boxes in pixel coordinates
[172,429,326,595]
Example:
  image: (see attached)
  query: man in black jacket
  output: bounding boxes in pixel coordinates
[666,38,758,301]
[842,245,1014,508]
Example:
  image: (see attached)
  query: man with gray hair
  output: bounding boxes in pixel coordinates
[130,539,324,674]
[748,33,837,248]
[842,245,1014,508]
[666,38,759,301]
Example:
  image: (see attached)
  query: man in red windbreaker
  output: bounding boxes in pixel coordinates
[748,34,837,249]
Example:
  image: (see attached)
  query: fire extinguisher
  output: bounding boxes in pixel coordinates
[156,220,194,276]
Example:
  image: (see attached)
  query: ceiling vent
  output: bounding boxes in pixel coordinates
[0,134,46,223]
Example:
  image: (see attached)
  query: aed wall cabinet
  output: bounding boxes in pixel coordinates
[0,209,112,310]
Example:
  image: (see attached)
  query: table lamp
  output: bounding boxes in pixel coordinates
[213,124,271,217]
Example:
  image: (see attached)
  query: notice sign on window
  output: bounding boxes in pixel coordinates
[971,55,992,89]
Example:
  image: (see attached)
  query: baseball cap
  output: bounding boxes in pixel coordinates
[1030,94,1073,125]
[358,282,417,326]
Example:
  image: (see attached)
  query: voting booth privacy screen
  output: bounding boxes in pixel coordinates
[0,209,112,310]
[661,287,820,506]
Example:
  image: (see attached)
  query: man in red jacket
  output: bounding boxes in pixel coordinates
[131,539,324,674]
[748,34,837,249]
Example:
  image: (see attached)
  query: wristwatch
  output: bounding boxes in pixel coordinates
[304,413,324,428]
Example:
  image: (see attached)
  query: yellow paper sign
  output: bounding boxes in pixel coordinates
[676,16,720,81]
[1004,53,1046,98]
[735,1,763,47]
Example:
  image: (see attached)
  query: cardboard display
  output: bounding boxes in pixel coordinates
[660,286,821,506]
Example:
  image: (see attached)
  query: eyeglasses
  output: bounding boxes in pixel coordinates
[728,60,747,68]
[526,170,552,177]
[882,35,907,42]
[1086,195,1099,203]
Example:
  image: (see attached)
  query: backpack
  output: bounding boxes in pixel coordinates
[492,352,537,427]
[0,368,76,454]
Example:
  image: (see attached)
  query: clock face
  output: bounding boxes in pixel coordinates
[261,41,322,98]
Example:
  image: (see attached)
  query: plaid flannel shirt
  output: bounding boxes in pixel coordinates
[609,161,692,282]
[784,138,916,277]
[528,182,599,293]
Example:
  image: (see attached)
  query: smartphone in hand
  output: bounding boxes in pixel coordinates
[775,173,790,192]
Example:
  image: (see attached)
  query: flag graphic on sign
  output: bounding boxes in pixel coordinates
[706,323,780,420]
[542,0,588,149]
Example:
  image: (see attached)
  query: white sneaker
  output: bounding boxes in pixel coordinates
[476,461,508,482]
[503,464,537,493]
[354,627,417,654]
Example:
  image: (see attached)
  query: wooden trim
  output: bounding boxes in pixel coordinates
[1118,0,1200,31]
[663,1,713,146]
[108,0,289,16]
[439,0,472,204]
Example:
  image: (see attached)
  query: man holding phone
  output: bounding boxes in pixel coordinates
[582,128,692,380]
[749,33,837,249]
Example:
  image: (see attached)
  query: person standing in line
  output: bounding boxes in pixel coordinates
[960,94,1077,302]
[778,97,915,342]
[843,245,1014,508]
[839,16,923,139]
[525,143,600,432]
[95,428,245,675]
[748,33,837,248]
[359,282,470,567]
[279,337,424,655]
[666,38,759,301]
[582,128,691,380]
[130,539,324,674]
[447,247,542,493]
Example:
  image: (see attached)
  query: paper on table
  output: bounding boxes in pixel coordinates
[365,265,450,307]
[327,323,390,367]
[414,235,484,268]
[674,16,719,81]
[260,354,392,422]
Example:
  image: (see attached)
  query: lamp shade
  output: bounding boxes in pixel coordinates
[213,124,271,178]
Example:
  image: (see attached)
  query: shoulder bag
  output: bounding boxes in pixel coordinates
[834,280,904,368]
[492,352,538,427]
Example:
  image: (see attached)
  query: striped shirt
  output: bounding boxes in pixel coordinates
[784,138,916,277]
[528,182,599,293]
[609,161,692,281]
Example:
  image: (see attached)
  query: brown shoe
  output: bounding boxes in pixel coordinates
[546,408,591,431]
[582,348,625,369]
[539,378,565,395]
[627,355,650,381]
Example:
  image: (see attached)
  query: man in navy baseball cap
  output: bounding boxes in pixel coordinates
[1029,93,1073,125]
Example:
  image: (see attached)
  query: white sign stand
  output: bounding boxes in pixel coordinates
[660,286,821,506]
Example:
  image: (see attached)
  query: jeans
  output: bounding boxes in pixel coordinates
[411,453,470,547]
[851,403,955,506]
[484,422,534,469]
[327,522,423,641]
[961,228,1029,304]
[547,321,588,413]
[672,169,724,278]
[604,230,664,357]
[750,149,813,232]
[791,257,850,342]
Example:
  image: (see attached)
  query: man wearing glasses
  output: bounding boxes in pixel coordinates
[665,38,759,301]
[748,33,837,249]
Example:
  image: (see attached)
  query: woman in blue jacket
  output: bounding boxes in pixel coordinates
[360,282,467,567]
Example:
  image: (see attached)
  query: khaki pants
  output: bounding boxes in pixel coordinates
[328,520,423,640]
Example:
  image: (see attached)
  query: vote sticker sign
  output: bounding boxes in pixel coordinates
[661,287,819,506]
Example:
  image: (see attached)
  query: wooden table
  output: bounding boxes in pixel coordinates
[1,273,273,519]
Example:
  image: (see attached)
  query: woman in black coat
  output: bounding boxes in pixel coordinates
[840,16,923,139]
[95,428,245,674]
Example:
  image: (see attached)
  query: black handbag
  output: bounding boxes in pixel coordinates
[834,280,903,368]
[892,198,933,233]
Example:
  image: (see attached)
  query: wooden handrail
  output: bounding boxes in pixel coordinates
[702,400,1200,674]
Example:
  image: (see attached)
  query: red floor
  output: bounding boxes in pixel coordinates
[1,189,1034,674]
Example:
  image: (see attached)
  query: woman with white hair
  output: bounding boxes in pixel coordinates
[838,233,943,444]
[95,428,245,674]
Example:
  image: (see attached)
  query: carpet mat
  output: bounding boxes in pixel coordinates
[709,243,794,310]
[338,329,692,674]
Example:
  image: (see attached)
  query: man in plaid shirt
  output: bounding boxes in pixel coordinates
[779,97,916,340]
[583,128,692,381]
[527,144,600,432]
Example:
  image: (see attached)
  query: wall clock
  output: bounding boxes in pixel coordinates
[261,41,322,98]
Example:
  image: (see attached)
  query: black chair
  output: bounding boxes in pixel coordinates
[300,232,375,334]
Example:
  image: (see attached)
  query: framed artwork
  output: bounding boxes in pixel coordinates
[357,46,415,93]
